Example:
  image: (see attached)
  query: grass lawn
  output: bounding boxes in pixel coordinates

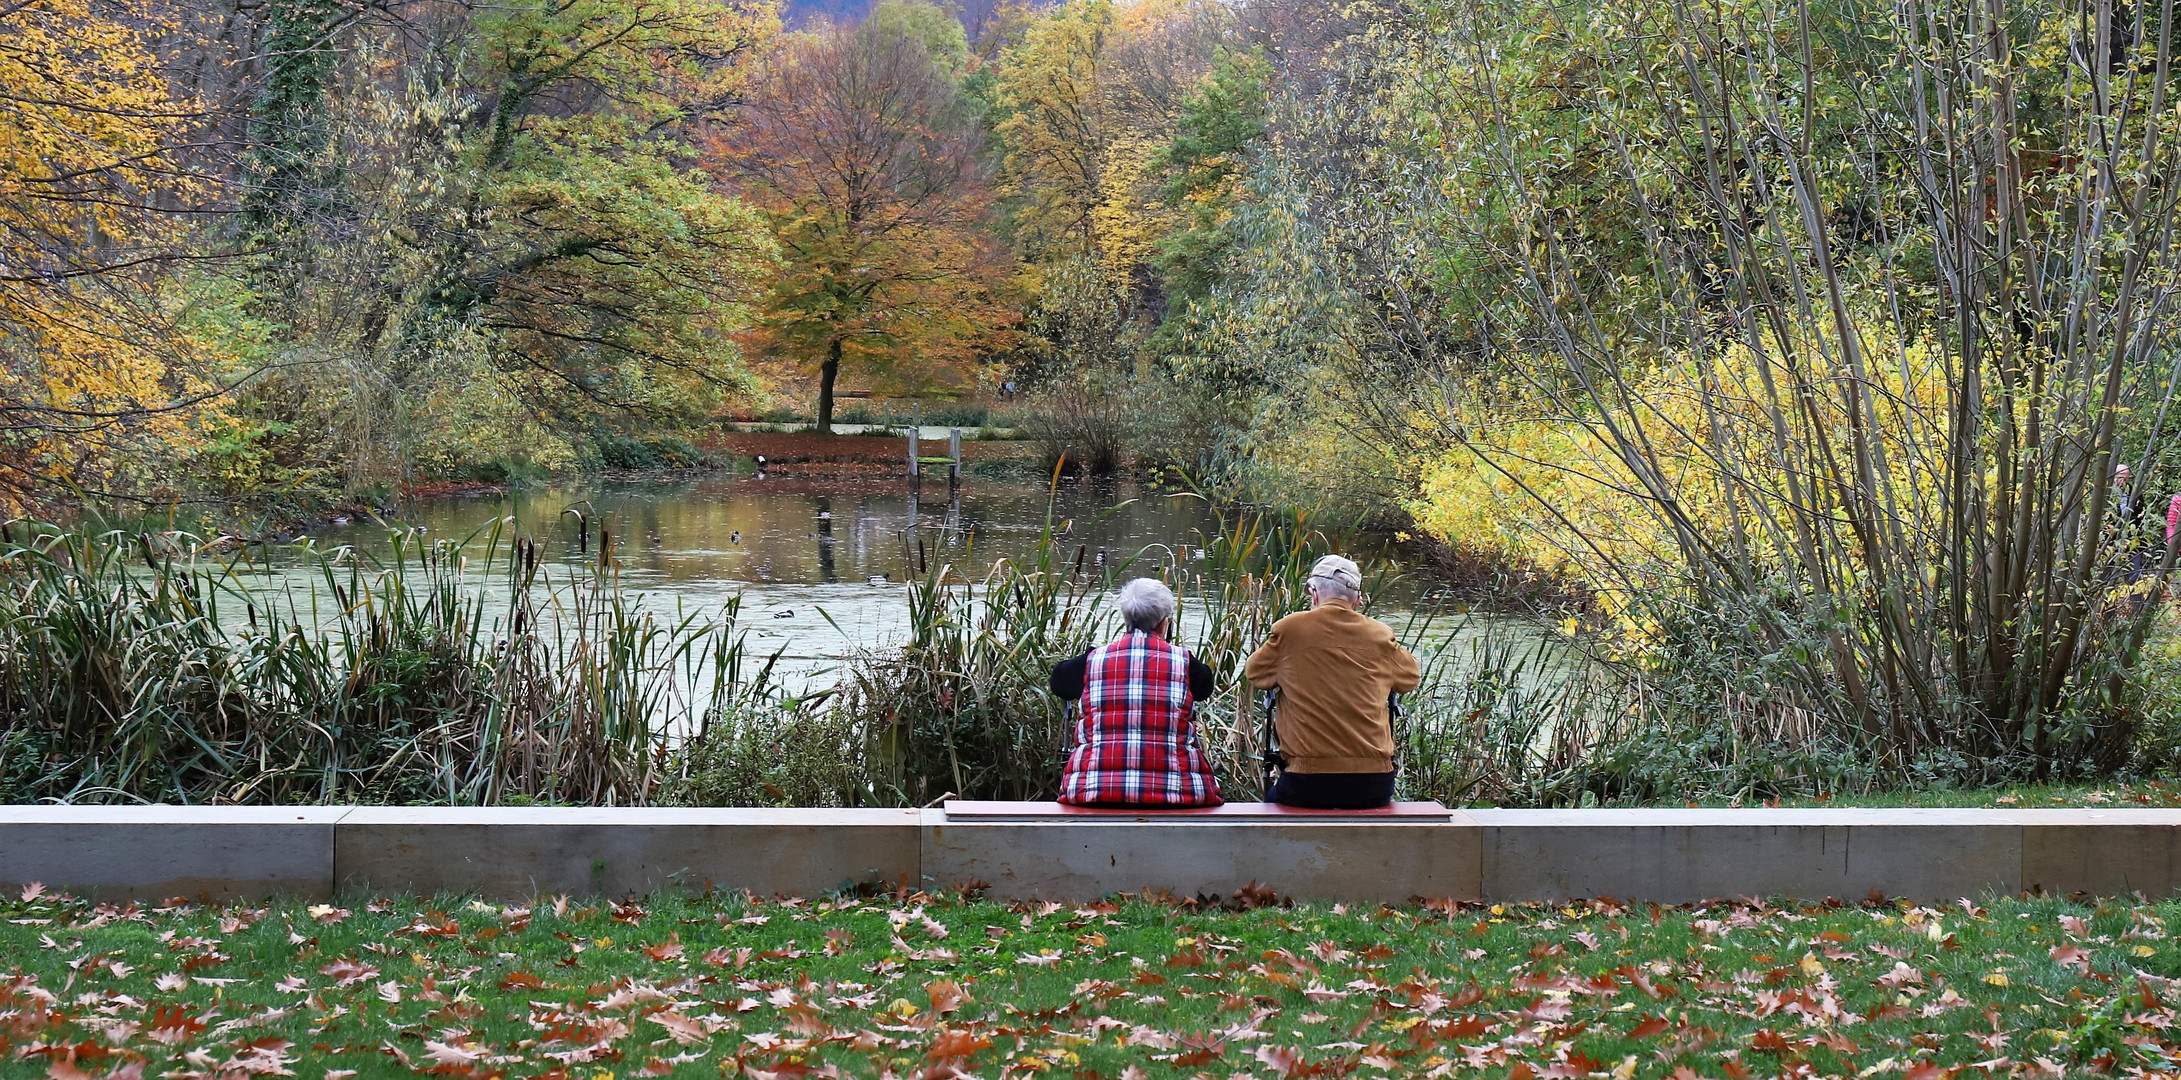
[1648,779,2181,810]
[6,886,2181,1079]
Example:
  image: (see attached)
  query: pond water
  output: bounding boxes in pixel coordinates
[228,472,1536,690]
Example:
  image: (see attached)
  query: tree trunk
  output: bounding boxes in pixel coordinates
[818,337,842,434]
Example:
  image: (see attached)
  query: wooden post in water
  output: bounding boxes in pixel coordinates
[908,427,919,485]
[949,428,962,488]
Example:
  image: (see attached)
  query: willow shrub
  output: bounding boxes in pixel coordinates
[1394,0,2181,782]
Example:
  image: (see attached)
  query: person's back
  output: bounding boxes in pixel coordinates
[1052,578,1222,807]
[1245,556,1419,808]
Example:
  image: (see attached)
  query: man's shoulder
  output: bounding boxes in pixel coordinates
[1272,605,1391,640]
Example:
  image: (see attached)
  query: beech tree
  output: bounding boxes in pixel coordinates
[709,0,1013,433]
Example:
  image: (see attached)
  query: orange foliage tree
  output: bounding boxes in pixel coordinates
[707,2,1015,432]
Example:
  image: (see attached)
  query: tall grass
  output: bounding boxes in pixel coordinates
[0,511,1814,809]
[0,522,770,805]
[823,501,1540,803]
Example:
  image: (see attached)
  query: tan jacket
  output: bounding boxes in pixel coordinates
[1243,599,1420,774]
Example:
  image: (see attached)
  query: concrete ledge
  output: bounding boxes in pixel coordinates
[0,806,343,902]
[335,807,922,900]
[2016,809,2181,898]
[942,800,1453,821]
[923,813,1480,902]
[1,805,2176,903]
[1471,808,2032,904]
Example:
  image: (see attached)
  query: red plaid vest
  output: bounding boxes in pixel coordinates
[1057,630,1223,806]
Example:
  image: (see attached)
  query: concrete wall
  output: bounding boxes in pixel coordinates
[4,805,2176,903]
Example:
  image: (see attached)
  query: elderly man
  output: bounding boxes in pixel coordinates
[1245,555,1419,809]
[1050,578,1223,806]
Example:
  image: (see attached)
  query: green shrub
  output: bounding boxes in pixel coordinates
[657,706,869,806]
[460,455,552,485]
[920,404,989,427]
[594,435,712,470]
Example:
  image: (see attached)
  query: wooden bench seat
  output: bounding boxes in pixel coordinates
[940,800,1452,822]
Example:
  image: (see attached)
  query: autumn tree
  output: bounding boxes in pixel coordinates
[711,0,1014,433]
[0,0,229,506]
[213,0,781,490]
[992,0,1227,286]
[1152,46,1268,307]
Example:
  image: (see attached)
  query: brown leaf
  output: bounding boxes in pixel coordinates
[926,978,969,1015]
[644,932,684,962]
[320,958,378,986]
[2050,944,2092,974]
[499,971,546,991]
[422,1040,484,1066]
[650,1010,709,1045]
[1877,961,1925,988]
[1252,1044,1305,1077]
[924,1027,992,1063]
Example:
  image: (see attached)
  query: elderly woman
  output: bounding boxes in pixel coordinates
[1049,578,1223,807]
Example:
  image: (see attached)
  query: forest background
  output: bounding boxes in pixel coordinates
[16,0,2181,797]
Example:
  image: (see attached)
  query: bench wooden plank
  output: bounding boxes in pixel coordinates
[941,800,1452,822]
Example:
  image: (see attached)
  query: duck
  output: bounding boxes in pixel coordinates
[867,574,890,585]
[773,608,794,619]
[730,531,741,545]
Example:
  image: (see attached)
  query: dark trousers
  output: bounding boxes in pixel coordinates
[1268,770,1395,809]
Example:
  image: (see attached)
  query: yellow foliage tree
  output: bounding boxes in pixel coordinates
[994,0,1227,290]
[0,0,223,505]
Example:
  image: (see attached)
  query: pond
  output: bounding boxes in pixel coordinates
[230,472,1541,691]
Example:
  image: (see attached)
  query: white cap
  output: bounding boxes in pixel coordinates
[1308,554,1362,593]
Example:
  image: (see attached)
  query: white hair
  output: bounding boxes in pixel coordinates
[1116,577,1176,632]
[1308,554,1363,603]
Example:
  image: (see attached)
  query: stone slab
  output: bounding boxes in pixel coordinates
[921,811,1481,902]
[942,800,1452,821]
[10,805,2181,905]
[2014,809,2181,898]
[1471,809,2022,903]
[335,807,921,900]
[0,806,343,901]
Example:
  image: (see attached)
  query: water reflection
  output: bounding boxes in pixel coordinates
[249,477,1235,683]
[225,474,1488,690]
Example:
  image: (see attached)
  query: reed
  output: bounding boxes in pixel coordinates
[0,522,769,805]
[831,500,1450,802]
[0,512,1653,809]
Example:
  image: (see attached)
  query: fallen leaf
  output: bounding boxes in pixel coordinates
[927,978,969,1015]
[321,958,378,986]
